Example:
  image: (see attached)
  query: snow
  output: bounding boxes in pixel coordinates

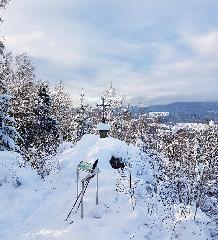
[0,151,39,187]
[0,94,11,102]
[0,134,213,240]
[170,122,212,135]
[172,125,180,135]
[209,120,215,127]
[97,123,110,131]
[176,122,209,131]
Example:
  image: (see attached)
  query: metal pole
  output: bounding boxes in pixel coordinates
[129,171,135,210]
[102,98,105,123]
[77,169,79,198]
[81,181,84,219]
[96,172,99,205]
[130,171,132,191]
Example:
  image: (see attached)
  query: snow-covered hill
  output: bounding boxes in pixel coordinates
[0,135,213,240]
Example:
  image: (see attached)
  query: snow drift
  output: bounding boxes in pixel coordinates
[0,134,213,240]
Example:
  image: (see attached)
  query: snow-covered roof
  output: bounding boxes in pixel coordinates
[97,123,110,131]
[149,112,169,117]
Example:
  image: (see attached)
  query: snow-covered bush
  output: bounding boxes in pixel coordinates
[150,125,218,219]
[0,80,20,151]
[0,151,39,187]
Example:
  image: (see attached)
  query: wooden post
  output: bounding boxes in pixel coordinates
[96,172,99,205]
[81,181,84,219]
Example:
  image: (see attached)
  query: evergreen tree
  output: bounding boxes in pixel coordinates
[36,84,62,149]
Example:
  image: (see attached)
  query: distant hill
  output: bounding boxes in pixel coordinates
[130,102,218,123]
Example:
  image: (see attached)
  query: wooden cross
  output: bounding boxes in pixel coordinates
[96,96,110,123]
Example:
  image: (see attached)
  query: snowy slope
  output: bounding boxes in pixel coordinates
[0,134,212,240]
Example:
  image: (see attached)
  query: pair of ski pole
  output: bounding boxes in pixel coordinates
[66,176,93,221]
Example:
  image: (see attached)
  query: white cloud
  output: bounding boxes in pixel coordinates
[183,31,218,57]
[5,30,88,66]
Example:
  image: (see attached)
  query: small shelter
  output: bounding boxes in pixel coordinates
[97,123,110,138]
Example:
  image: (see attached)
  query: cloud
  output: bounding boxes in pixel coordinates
[1,0,218,105]
[183,31,218,57]
[5,30,89,66]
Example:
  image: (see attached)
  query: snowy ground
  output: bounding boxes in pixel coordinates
[0,134,213,240]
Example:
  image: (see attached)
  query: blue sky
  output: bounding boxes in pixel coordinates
[2,0,218,105]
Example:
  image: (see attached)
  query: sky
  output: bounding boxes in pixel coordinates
[1,0,218,105]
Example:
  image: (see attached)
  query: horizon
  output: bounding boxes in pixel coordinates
[142,100,218,108]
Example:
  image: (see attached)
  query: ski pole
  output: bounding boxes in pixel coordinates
[65,180,89,221]
[75,179,90,213]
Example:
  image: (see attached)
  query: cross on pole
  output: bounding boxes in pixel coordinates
[96,97,110,123]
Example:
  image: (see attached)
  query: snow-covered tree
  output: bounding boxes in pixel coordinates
[0,42,20,151]
[50,81,74,141]
[0,0,11,23]
[96,82,134,140]
[18,83,62,176]
[72,92,92,142]
[8,54,39,157]
[0,80,20,151]
[34,84,62,155]
[102,82,126,121]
